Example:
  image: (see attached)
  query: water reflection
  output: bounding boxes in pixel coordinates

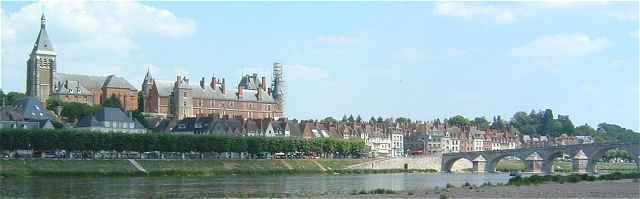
[0,173,511,198]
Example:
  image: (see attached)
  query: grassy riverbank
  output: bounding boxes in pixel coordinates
[0,159,438,177]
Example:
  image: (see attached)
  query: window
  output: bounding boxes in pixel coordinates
[129,122,134,129]
[184,92,188,97]
[267,105,271,111]
[105,121,111,128]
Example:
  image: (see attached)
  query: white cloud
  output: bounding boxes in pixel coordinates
[510,33,610,57]
[434,2,517,24]
[1,0,196,91]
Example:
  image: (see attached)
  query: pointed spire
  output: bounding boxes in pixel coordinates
[32,13,55,54]
[41,13,46,27]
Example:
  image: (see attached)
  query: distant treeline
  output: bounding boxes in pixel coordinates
[0,129,366,156]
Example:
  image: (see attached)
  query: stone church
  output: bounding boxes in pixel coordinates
[26,14,138,111]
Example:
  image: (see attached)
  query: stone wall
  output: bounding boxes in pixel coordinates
[349,155,442,171]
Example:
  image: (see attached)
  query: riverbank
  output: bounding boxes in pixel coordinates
[0,159,438,177]
[347,179,640,198]
[347,173,640,198]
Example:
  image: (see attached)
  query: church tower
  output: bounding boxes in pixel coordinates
[26,14,56,104]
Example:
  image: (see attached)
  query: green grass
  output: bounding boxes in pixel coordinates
[507,172,640,186]
[0,159,437,177]
[496,159,637,173]
[0,159,140,177]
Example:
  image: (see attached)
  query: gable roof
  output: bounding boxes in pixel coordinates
[94,107,134,122]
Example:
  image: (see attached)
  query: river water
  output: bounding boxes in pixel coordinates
[0,173,511,198]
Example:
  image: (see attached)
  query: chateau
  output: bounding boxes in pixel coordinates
[25,14,283,120]
[26,14,138,111]
[142,63,285,119]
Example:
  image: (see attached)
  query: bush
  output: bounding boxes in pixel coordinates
[507,172,640,186]
[0,129,366,156]
[446,183,455,188]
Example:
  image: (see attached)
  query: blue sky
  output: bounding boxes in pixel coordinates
[1,1,638,130]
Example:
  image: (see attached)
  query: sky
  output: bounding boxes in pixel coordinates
[1,1,638,131]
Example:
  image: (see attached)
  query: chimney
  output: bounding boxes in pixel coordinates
[221,78,226,94]
[210,76,217,90]
[183,77,189,85]
[237,85,244,99]
[261,76,267,91]
[200,77,205,89]
[256,87,263,101]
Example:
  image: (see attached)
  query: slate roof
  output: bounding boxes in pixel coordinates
[12,97,54,121]
[32,14,55,54]
[153,79,277,103]
[53,73,136,93]
[238,74,261,90]
[77,107,144,128]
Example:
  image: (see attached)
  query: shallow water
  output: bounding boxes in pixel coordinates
[0,173,511,198]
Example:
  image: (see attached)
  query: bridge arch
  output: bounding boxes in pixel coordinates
[587,145,640,173]
[541,148,576,174]
[442,155,474,172]
[485,153,527,173]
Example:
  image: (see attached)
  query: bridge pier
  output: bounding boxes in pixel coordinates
[572,150,588,174]
[472,155,486,173]
[525,152,543,174]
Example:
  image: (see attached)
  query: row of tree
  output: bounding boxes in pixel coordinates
[0,90,25,106]
[0,129,367,156]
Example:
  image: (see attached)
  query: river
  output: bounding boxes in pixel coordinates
[0,173,511,198]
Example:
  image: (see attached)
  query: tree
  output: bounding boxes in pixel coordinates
[102,95,122,108]
[355,115,362,123]
[575,124,597,136]
[395,117,411,124]
[0,91,26,106]
[321,117,337,123]
[473,117,490,129]
[347,114,355,123]
[369,117,376,124]
[341,115,347,123]
[556,115,575,135]
[448,115,470,126]
[137,91,144,112]
[510,111,531,128]
[376,117,383,123]
[539,109,555,136]
[131,110,149,128]
[491,116,506,130]
[60,102,94,122]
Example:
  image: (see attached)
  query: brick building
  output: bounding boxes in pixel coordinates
[142,63,284,120]
[25,14,138,111]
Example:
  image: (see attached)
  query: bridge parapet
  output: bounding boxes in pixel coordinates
[441,143,640,173]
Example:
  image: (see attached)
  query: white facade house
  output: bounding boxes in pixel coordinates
[473,138,484,151]
[391,131,404,157]
[367,136,392,157]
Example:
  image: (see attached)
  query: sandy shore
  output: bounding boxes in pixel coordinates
[346,179,640,198]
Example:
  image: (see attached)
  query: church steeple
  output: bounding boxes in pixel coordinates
[32,13,55,55]
[26,13,56,104]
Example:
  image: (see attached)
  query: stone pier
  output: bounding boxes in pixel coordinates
[573,150,588,174]
[525,152,543,174]
[472,155,486,173]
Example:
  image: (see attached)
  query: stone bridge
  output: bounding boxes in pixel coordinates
[441,143,640,174]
